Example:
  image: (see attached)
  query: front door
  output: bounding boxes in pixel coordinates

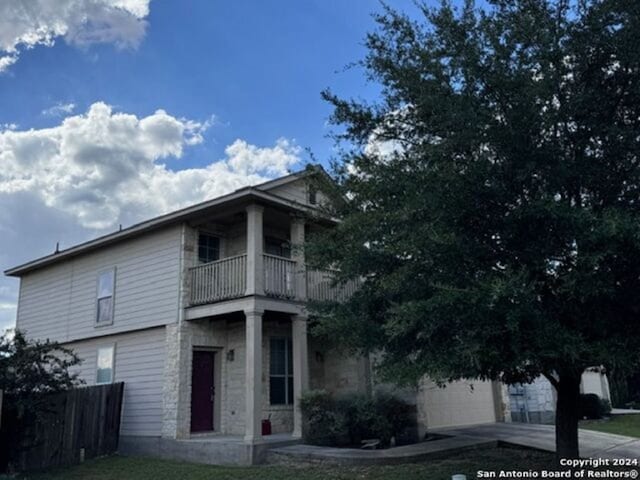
[190,350,215,432]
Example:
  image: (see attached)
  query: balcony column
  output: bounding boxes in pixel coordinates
[292,314,309,438]
[246,204,264,296]
[290,216,306,300]
[244,309,264,443]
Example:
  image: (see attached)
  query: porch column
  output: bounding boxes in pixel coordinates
[244,309,263,443]
[290,216,306,300]
[246,204,264,296]
[292,314,309,438]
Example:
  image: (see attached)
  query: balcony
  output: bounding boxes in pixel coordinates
[189,254,359,306]
[263,254,297,299]
[190,254,247,305]
[306,269,360,303]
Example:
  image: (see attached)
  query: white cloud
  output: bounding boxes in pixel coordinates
[0,0,150,72]
[42,102,76,117]
[226,138,301,176]
[364,106,413,159]
[0,103,301,331]
[0,102,301,229]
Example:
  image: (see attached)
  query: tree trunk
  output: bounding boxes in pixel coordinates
[555,370,582,460]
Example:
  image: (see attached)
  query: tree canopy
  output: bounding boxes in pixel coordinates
[307,0,640,458]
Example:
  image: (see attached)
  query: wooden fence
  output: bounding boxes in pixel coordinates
[0,382,124,472]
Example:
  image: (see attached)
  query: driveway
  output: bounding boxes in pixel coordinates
[431,423,640,459]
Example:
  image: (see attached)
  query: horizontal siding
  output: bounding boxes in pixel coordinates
[267,180,308,204]
[65,327,166,437]
[17,225,182,343]
[266,178,329,206]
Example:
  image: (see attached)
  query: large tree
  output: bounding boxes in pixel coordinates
[307,0,640,459]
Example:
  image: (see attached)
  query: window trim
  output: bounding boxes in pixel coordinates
[197,231,222,264]
[265,236,291,259]
[95,267,116,326]
[96,344,116,385]
[269,336,293,406]
[308,185,317,205]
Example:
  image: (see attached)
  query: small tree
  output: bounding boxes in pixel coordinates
[0,329,83,470]
[308,0,640,459]
[0,329,82,403]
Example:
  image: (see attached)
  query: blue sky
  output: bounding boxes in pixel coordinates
[0,0,426,331]
[0,1,416,167]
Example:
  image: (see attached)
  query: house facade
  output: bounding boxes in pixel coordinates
[5,169,507,464]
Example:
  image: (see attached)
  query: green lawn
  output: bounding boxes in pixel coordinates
[15,447,554,480]
[580,414,640,438]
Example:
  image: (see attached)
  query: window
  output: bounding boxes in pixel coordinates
[198,233,220,263]
[96,268,115,324]
[269,337,293,405]
[96,346,115,384]
[308,186,317,205]
[265,236,291,258]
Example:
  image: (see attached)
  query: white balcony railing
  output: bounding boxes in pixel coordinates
[264,254,297,299]
[189,254,247,305]
[188,254,360,306]
[306,269,361,302]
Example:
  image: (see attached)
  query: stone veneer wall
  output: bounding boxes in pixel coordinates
[322,351,371,396]
[163,318,234,438]
[162,322,182,438]
[308,337,326,391]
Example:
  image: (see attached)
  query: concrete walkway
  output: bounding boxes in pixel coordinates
[612,408,640,415]
[431,423,640,459]
[268,435,497,465]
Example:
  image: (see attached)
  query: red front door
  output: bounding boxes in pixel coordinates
[190,350,215,432]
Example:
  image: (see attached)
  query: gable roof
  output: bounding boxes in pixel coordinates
[5,166,334,277]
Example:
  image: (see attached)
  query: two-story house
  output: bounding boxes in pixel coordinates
[4,167,507,465]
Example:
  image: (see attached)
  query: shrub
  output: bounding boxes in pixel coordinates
[300,390,415,447]
[299,390,347,446]
[0,330,83,473]
[337,393,393,445]
[579,393,611,419]
[374,392,417,445]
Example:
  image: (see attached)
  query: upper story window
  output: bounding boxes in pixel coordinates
[96,268,115,325]
[308,186,317,205]
[269,337,293,405]
[198,233,220,264]
[96,345,115,384]
[265,236,290,258]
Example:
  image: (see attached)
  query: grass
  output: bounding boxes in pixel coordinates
[15,447,554,480]
[580,414,640,438]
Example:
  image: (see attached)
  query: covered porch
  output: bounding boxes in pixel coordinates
[168,304,311,444]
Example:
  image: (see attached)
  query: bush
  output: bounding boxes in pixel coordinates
[374,392,417,445]
[337,394,393,445]
[299,390,347,446]
[300,390,416,447]
[579,393,611,419]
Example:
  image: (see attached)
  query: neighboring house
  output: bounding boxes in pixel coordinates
[509,369,612,424]
[5,168,507,465]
